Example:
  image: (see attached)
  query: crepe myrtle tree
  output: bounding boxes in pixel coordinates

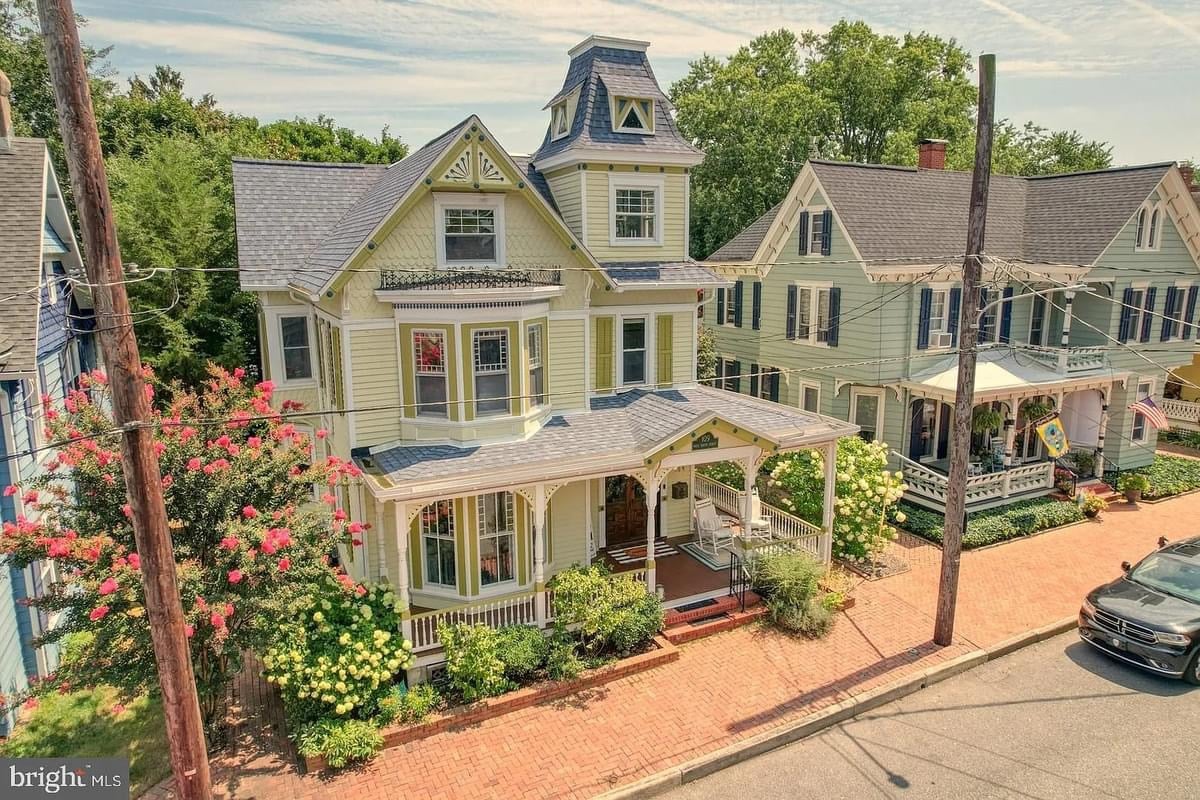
[0,366,370,725]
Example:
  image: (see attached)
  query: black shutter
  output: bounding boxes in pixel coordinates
[714,358,724,388]
[916,287,933,350]
[936,402,951,460]
[733,280,744,328]
[751,282,762,330]
[716,287,725,325]
[769,370,780,402]
[786,285,798,339]
[999,286,1014,343]
[1118,288,1135,342]
[948,287,962,347]
[1161,287,1179,341]
[1184,286,1199,340]
[826,288,841,347]
[1029,295,1045,346]
[977,287,990,344]
[1140,287,1157,342]
[909,399,925,460]
[730,360,741,393]
[797,212,810,256]
[820,209,833,256]
[749,363,759,398]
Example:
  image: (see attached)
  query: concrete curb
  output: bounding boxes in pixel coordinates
[593,618,1079,800]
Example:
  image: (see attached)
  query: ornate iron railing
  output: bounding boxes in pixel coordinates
[379,268,562,291]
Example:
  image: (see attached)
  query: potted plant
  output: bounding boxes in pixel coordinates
[972,406,1004,434]
[1079,490,1107,518]
[1117,472,1151,503]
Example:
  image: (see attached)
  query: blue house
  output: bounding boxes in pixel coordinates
[0,74,96,734]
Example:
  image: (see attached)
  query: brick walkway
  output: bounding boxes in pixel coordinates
[150,492,1193,800]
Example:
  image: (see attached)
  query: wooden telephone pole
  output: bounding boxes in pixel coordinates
[934,53,997,647]
[37,2,212,798]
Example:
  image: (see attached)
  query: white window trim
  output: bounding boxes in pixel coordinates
[550,103,570,142]
[527,322,546,407]
[608,173,664,247]
[610,95,654,135]
[915,397,945,463]
[477,492,517,589]
[1165,282,1192,342]
[1125,282,1149,340]
[806,205,828,256]
[619,315,652,388]
[433,192,506,268]
[472,327,510,417]
[926,283,957,350]
[798,380,821,413]
[420,500,458,590]
[1028,292,1048,346]
[792,281,834,348]
[265,306,318,388]
[1131,378,1156,443]
[850,386,885,442]
[1134,201,1164,252]
[413,328,450,418]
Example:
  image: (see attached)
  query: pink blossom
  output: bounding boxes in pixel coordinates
[277,558,290,572]
[153,441,166,457]
[179,426,197,442]
[321,493,337,505]
[110,703,126,716]
[47,539,72,558]
[242,505,258,519]
[233,367,246,379]
[215,434,231,448]
[2,486,17,497]
[226,444,240,457]
[23,697,38,711]
[161,475,174,490]
[220,536,240,550]
[89,605,110,622]
[315,429,328,440]
[202,464,215,475]
[247,436,262,449]
[259,539,276,556]
[184,624,194,638]
[121,504,133,519]
[210,612,226,628]
[333,509,347,522]
[127,553,140,569]
[355,584,367,597]
[186,457,203,471]
[227,569,243,584]
[22,489,39,505]
[144,384,154,402]
[256,380,276,395]
[347,521,364,534]
[224,602,234,617]
[98,577,118,595]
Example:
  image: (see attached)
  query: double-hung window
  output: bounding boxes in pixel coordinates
[413,330,448,417]
[614,189,656,240]
[795,286,833,344]
[621,318,647,385]
[421,500,457,589]
[279,315,313,381]
[720,359,740,393]
[477,492,516,587]
[851,388,883,443]
[436,194,504,267]
[799,382,820,413]
[528,324,545,406]
[473,329,509,416]
[1029,295,1047,346]
[1131,379,1154,443]
[926,288,956,348]
[1125,288,1146,341]
[810,212,826,255]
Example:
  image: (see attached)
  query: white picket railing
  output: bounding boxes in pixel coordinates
[1163,398,1200,428]
[410,590,540,653]
[1019,345,1107,374]
[894,452,1056,506]
[695,474,824,558]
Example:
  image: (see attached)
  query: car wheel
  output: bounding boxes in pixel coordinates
[1186,650,1200,687]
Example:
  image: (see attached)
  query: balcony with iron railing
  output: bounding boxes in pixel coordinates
[379,267,562,292]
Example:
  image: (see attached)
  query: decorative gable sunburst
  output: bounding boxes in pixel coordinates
[433,128,515,189]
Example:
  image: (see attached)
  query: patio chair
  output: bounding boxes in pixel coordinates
[746,488,772,542]
[694,498,735,556]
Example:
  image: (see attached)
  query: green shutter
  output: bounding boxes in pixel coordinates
[656,314,673,389]
[595,316,614,392]
[331,326,344,408]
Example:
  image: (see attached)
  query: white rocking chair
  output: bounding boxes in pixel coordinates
[746,489,772,542]
[694,497,735,556]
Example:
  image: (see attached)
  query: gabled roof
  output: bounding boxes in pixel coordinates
[708,159,1180,269]
[602,260,731,288]
[0,138,49,375]
[532,40,702,167]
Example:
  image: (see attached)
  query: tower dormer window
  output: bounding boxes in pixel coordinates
[550,102,570,141]
[611,96,654,134]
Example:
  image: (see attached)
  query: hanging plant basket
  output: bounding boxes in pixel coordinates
[972,407,1004,434]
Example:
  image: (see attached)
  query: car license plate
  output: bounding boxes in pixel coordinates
[1111,637,1123,649]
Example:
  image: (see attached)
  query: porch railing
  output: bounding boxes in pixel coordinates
[1162,398,1200,429]
[1018,344,1107,374]
[695,474,824,558]
[409,590,541,653]
[894,452,1056,506]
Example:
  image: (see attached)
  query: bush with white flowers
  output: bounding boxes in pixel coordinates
[765,437,907,563]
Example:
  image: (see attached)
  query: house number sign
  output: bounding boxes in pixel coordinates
[692,432,719,451]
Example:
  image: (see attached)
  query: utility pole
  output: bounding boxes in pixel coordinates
[37,2,212,798]
[934,53,996,647]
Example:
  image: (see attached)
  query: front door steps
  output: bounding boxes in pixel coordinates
[1075,478,1122,505]
[663,591,765,645]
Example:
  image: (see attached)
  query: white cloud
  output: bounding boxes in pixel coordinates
[1123,0,1200,45]
[975,0,1071,43]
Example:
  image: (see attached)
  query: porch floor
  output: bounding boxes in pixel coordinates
[599,535,730,604]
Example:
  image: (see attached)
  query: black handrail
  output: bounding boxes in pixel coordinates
[728,551,749,612]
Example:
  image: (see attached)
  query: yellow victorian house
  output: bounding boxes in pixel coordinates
[234,35,856,670]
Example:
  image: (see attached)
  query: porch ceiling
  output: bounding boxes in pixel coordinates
[905,348,1128,404]
[357,386,858,501]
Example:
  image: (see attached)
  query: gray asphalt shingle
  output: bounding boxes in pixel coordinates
[705,202,782,262]
[0,138,49,375]
[603,260,729,287]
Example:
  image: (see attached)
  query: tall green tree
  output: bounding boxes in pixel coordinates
[947,120,1112,175]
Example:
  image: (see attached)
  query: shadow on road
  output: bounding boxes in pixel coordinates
[1064,639,1195,697]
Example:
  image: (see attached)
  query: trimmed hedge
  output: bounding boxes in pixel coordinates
[897,497,1085,549]
[1107,454,1200,500]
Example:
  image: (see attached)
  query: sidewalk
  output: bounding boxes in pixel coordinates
[155,492,1193,800]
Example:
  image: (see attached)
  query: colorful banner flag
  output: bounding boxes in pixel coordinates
[1035,413,1070,458]
[1128,395,1169,431]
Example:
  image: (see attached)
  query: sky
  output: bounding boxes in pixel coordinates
[75,0,1200,166]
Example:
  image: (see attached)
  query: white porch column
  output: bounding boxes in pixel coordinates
[373,496,387,580]
[532,484,547,627]
[1060,290,1075,348]
[645,478,661,594]
[820,440,837,563]
[741,454,756,539]
[1095,392,1110,477]
[393,502,413,643]
[1003,398,1018,469]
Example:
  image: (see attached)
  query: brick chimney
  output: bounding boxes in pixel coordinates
[917,138,947,170]
[1179,163,1195,189]
[0,70,13,153]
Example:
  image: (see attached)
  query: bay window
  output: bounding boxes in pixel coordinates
[473,329,509,415]
[413,330,448,417]
[528,324,545,406]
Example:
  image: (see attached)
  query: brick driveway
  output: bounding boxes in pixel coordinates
[153,491,1195,800]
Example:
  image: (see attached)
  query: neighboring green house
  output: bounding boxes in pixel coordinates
[233,35,856,675]
[704,140,1200,511]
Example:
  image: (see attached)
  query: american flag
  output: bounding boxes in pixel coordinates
[1129,395,1169,430]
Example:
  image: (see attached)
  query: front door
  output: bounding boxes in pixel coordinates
[604,476,651,548]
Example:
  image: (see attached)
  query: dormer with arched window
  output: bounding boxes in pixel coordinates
[1135,200,1163,252]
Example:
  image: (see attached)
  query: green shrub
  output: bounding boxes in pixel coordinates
[894,497,1084,549]
[545,632,584,681]
[437,622,511,702]
[697,460,746,488]
[1080,491,1108,516]
[295,719,383,769]
[550,565,664,656]
[1110,456,1200,499]
[1117,472,1151,495]
[495,625,549,683]
[750,550,834,637]
[379,683,440,724]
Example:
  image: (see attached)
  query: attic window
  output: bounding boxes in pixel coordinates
[1135,201,1163,252]
[611,96,654,134]
[550,102,570,141]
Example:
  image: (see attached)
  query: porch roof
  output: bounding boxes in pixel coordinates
[904,347,1126,403]
[358,386,858,500]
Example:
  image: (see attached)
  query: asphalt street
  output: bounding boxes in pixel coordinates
[667,631,1198,800]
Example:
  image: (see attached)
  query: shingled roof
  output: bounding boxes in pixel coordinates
[532,38,702,165]
[0,138,50,375]
[708,160,1176,267]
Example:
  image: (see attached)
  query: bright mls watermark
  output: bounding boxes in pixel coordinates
[1,758,128,800]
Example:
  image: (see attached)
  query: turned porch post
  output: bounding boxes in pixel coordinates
[1095,390,1110,477]
[393,501,413,643]
[1003,398,1018,469]
[821,440,837,563]
[645,478,661,594]
[741,454,756,540]
[532,484,547,626]
[373,496,387,580]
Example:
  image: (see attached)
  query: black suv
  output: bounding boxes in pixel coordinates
[1079,535,1200,684]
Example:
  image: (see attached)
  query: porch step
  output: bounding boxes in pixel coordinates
[1076,479,1122,503]
[662,592,764,645]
